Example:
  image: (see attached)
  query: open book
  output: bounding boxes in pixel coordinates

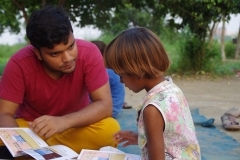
[0,128,141,160]
[0,128,78,159]
[78,146,141,160]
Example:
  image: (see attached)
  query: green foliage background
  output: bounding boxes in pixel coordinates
[1,32,239,77]
[0,0,240,77]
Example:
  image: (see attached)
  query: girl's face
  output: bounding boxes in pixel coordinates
[119,73,145,93]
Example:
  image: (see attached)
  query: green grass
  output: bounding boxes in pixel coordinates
[0,43,27,58]
[0,43,27,74]
[0,58,8,75]
[212,60,240,75]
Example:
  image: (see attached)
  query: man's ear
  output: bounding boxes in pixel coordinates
[34,48,43,60]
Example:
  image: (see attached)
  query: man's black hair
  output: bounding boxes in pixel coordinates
[26,5,73,50]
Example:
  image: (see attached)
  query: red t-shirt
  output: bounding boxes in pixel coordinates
[0,39,108,121]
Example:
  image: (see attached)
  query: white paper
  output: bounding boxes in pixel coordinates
[78,148,141,160]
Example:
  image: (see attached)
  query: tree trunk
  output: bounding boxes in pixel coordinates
[209,21,219,47]
[235,21,240,59]
[221,15,226,62]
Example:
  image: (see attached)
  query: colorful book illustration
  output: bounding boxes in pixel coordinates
[0,128,78,159]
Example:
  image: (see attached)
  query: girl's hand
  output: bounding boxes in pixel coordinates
[113,130,138,147]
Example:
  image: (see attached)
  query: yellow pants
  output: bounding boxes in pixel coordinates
[0,117,120,154]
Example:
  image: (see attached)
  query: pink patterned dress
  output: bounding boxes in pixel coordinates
[137,77,201,160]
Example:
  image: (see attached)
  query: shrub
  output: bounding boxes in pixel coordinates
[225,41,236,59]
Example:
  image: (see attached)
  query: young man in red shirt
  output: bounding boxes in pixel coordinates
[0,6,120,158]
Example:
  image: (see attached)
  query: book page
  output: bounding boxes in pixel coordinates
[78,149,141,160]
[0,128,48,157]
[100,146,125,153]
[23,145,78,160]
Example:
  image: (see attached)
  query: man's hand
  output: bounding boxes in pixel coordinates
[28,115,68,139]
[113,130,138,147]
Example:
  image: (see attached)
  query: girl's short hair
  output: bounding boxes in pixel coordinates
[104,27,170,78]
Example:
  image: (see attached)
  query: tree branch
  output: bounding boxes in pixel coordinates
[58,0,66,7]
[42,0,46,8]
[12,0,29,24]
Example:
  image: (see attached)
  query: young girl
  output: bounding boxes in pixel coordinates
[104,27,201,160]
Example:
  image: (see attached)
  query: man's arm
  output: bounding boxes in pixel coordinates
[0,98,19,127]
[67,81,112,126]
[29,81,112,138]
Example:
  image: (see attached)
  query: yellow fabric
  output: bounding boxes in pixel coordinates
[0,117,120,155]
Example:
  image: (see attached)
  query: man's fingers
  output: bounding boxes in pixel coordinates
[44,129,55,139]
[27,116,63,139]
[30,116,46,128]
[31,119,47,133]
[38,125,51,137]
[28,122,32,126]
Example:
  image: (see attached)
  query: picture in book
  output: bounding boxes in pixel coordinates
[0,129,42,155]
[79,150,125,160]
[23,145,77,160]
[0,128,79,159]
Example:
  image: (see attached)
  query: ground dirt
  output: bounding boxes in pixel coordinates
[124,75,240,143]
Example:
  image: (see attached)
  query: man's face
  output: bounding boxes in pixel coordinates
[34,32,78,79]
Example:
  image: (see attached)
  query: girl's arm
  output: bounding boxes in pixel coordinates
[143,104,165,160]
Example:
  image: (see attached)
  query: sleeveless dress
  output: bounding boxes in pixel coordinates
[137,77,201,160]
